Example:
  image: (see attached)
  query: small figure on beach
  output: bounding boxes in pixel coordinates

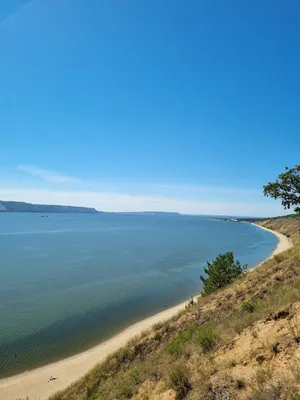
[48,376,57,382]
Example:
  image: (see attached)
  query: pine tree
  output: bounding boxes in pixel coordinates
[200,252,247,295]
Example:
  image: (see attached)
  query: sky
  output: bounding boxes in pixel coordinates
[0,0,299,216]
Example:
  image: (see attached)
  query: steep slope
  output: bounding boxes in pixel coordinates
[258,215,300,246]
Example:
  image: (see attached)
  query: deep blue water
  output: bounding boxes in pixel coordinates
[0,213,277,376]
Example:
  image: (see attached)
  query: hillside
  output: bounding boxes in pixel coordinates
[258,216,300,246]
[0,201,98,213]
[38,216,300,400]
[0,201,182,215]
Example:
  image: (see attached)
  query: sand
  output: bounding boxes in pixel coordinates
[251,223,293,264]
[0,223,293,400]
[0,302,189,400]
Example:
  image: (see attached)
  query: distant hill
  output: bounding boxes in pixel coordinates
[117,211,181,216]
[0,202,7,212]
[0,201,181,215]
[0,201,97,213]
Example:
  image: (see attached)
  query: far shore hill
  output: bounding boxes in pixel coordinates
[0,200,293,221]
[0,200,181,215]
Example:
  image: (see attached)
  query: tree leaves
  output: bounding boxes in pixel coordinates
[200,252,247,295]
[263,165,300,214]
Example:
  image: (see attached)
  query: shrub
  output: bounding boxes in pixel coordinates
[274,253,286,263]
[185,296,195,309]
[271,343,280,355]
[195,322,218,352]
[165,336,183,356]
[236,379,246,389]
[169,363,192,399]
[200,252,247,295]
[165,324,196,356]
[152,321,163,331]
[117,377,135,398]
[117,368,141,398]
[129,368,140,384]
[242,300,256,313]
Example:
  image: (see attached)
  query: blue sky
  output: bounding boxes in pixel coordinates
[0,0,299,216]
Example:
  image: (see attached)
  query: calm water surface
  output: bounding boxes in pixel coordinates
[0,213,277,376]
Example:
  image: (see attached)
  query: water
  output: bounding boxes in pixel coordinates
[0,213,277,377]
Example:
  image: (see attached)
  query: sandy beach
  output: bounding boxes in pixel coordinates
[251,223,293,264]
[0,224,293,400]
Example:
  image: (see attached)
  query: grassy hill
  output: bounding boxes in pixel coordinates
[23,216,300,400]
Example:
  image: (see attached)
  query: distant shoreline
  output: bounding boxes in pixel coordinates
[0,200,181,215]
[0,223,293,400]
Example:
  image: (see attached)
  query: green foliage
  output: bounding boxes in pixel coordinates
[241,300,256,313]
[169,363,192,399]
[165,324,196,356]
[129,368,140,384]
[200,252,247,295]
[165,336,183,356]
[236,379,246,389]
[263,165,300,214]
[117,368,141,398]
[117,378,135,398]
[195,322,218,352]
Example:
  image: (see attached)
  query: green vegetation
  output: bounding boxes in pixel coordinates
[200,251,247,295]
[165,322,218,356]
[169,364,191,399]
[263,164,300,214]
[117,369,141,398]
[165,324,196,356]
[241,299,256,313]
[165,336,184,357]
[195,322,218,352]
[236,379,246,389]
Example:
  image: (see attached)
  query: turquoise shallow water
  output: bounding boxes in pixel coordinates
[0,213,277,377]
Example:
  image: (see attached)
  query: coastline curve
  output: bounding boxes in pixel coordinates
[0,223,293,400]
